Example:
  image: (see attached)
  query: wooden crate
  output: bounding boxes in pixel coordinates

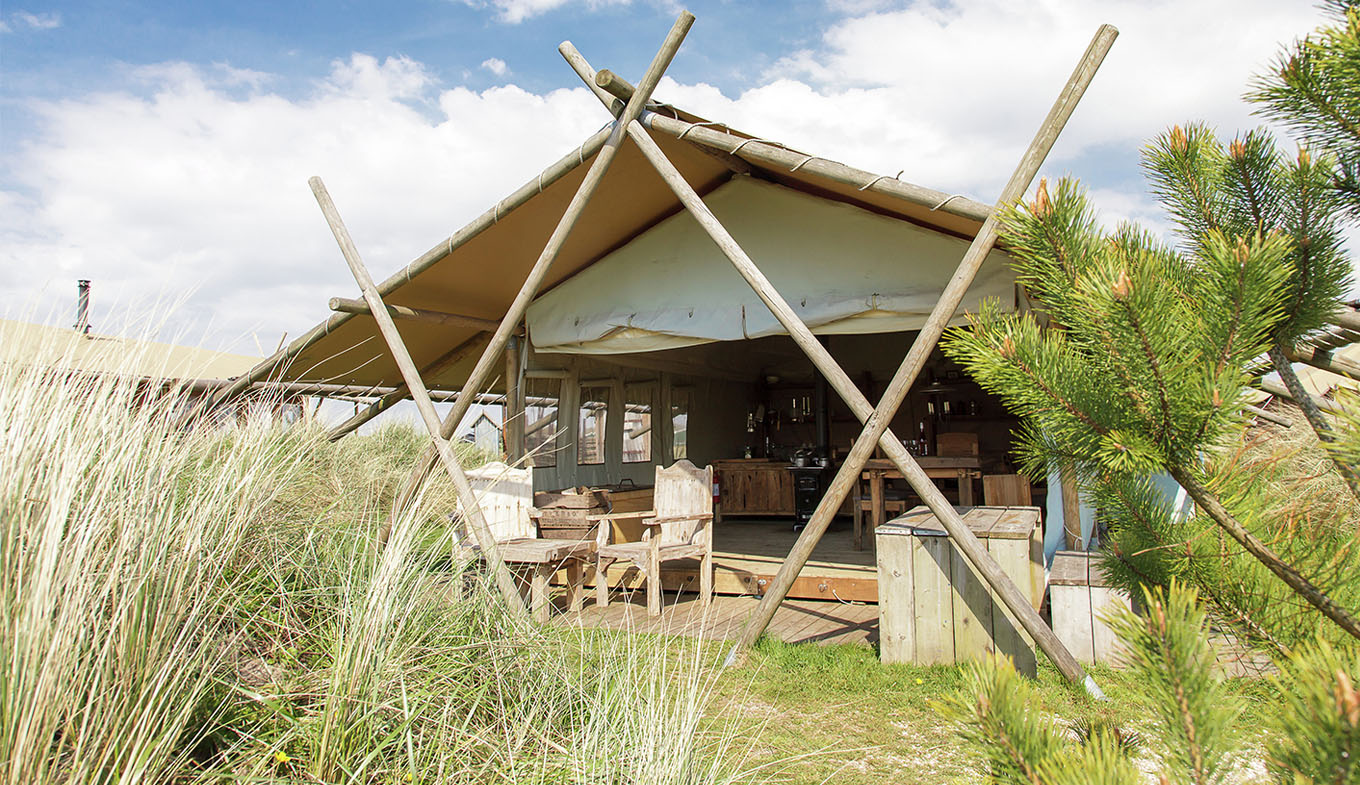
[1048,550,1130,666]
[876,506,1043,675]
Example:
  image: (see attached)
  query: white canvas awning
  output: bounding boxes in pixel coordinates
[526,176,1018,355]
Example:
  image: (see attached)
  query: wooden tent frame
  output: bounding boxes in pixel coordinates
[224,11,1117,694]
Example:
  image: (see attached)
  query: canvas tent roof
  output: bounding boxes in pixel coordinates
[258,105,1003,392]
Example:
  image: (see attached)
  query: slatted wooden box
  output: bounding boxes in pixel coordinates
[1048,550,1130,666]
[876,505,1044,676]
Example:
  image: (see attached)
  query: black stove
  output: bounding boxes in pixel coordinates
[787,464,833,531]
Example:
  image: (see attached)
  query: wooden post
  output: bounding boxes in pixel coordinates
[504,335,524,461]
[308,175,528,619]
[1060,464,1083,550]
[564,27,1115,693]
[328,296,506,333]
[382,12,696,530]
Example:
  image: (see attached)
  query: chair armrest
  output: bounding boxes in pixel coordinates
[641,513,715,526]
[586,509,656,522]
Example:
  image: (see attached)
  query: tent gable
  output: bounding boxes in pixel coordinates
[526,176,1016,354]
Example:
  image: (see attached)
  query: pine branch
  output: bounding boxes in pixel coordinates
[1167,463,1360,642]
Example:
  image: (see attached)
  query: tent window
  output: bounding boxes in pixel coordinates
[671,387,689,461]
[623,384,654,464]
[577,384,609,466]
[524,378,560,467]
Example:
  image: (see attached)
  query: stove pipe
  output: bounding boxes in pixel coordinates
[75,280,90,334]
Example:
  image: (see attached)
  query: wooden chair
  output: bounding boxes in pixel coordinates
[983,474,1033,506]
[457,462,593,622]
[593,460,714,616]
[935,432,979,457]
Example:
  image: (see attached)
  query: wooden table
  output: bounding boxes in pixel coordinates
[855,457,981,549]
[496,538,596,623]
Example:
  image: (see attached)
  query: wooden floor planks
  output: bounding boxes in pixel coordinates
[557,591,879,647]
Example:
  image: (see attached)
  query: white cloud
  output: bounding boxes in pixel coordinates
[9,10,61,30]
[2,0,1350,362]
[658,0,1326,201]
[0,55,602,352]
[480,57,509,77]
[464,0,632,24]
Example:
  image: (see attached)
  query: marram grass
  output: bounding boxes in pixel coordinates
[0,321,763,784]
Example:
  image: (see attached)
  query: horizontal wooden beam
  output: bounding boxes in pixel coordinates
[640,112,994,225]
[1259,377,1343,414]
[328,296,512,333]
[1334,308,1360,334]
[1287,343,1360,383]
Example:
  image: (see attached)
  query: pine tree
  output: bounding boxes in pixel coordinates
[940,166,1360,644]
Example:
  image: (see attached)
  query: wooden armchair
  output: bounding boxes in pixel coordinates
[456,462,593,621]
[592,460,714,616]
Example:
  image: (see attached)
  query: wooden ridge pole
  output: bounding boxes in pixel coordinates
[562,27,1117,694]
[326,333,488,442]
[309,176,528,617]
[383,11,696,530]
[585,70,995,225]
[328,296,508,333]
[206,123,614,411]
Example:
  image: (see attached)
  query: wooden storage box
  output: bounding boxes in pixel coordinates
[876,505,1044,675]
[1048,550,1130,666]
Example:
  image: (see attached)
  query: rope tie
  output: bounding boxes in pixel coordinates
[789,155,816,173]
[677,120,728,140]
[859,171,904,191]
[930,194,965,211]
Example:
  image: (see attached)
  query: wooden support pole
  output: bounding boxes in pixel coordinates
[309,176,527,618]
[728,27,1116,694]
[564,28,1115,694]
[328,296,507,333]
[1335,308,1360,334]
[504,335,524,461]
[326,333,488,441]
[383,12,696,529]
[1287,343,1360,383]
[586,65,994,225]
[1060,464,1083,550]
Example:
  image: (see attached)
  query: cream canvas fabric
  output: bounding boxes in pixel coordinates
[526,176,1017,355]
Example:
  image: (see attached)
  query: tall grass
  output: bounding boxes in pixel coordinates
[0,321,761,784]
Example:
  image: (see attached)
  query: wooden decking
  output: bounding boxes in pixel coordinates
[556,591,880,647]
[569,518,882,603]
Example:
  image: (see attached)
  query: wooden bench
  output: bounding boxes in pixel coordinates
[497,538,595,623]
[875,505,1044,675]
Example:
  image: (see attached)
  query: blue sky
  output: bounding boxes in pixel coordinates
[0,0,1341,376]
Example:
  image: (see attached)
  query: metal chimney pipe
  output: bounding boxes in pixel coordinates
[75,279,90,334]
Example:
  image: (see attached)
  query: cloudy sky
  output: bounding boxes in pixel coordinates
[0,0,1341,362]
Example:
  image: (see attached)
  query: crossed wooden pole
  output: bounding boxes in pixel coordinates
[301,10,1116,693]
[557,18,1117,696]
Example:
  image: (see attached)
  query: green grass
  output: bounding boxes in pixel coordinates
[702,637,1285,784]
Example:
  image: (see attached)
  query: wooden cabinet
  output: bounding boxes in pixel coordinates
[712,460,794,517]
